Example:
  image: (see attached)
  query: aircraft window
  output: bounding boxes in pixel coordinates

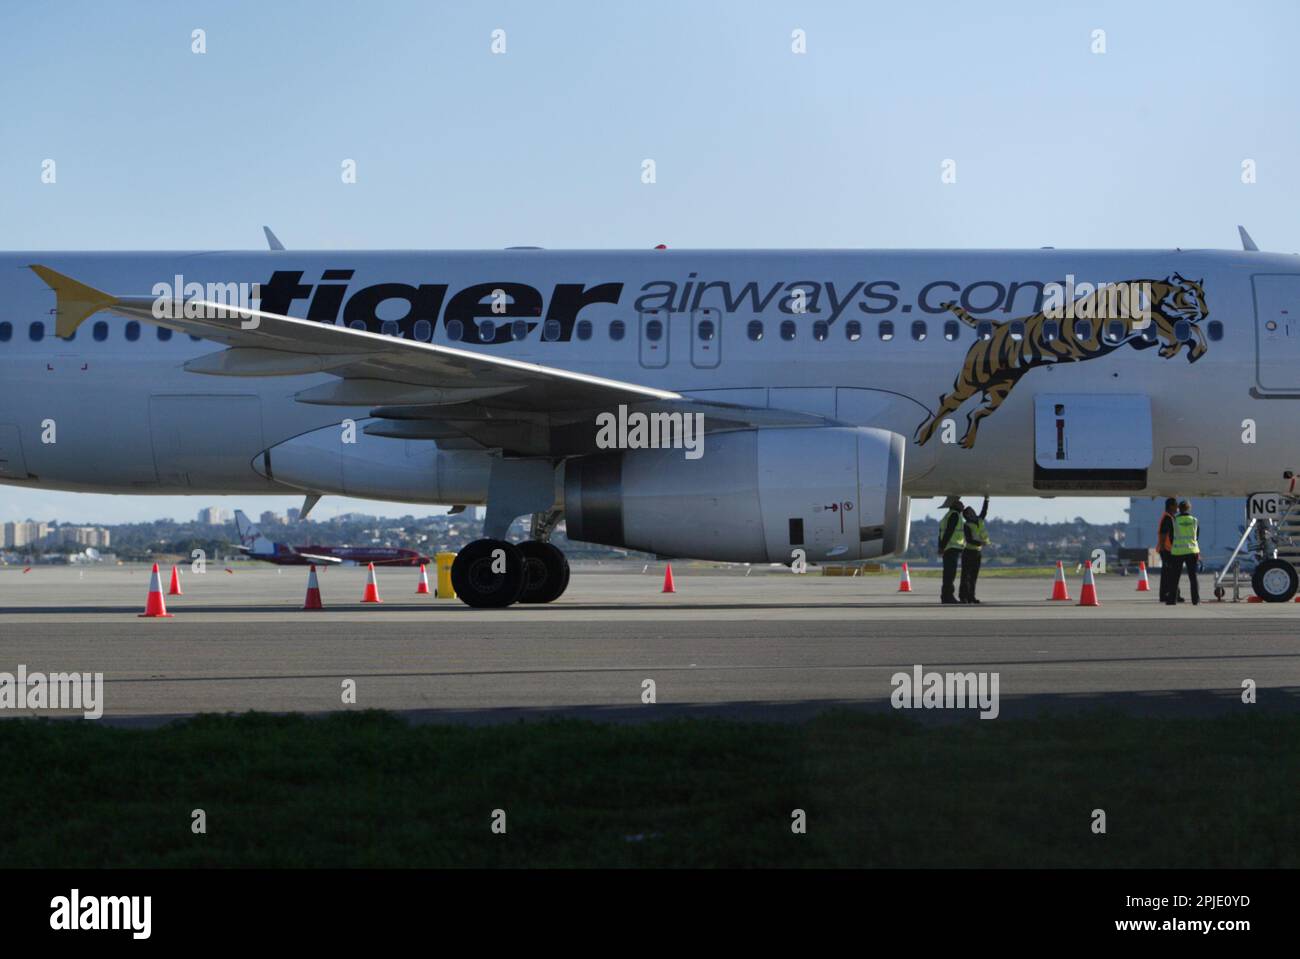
[189,335,202,341]
[646,319,664,342]
[30,321,44,341]
[846,319,861,341]
[543,319,561,341]
[576,319,592,341]
[944,320,959,341]
[1174,320,1190,341]
[445,319,464,341]
[812,320,828,341]
[414,319,432,341]
[879,320,894,341]
[747,320,764,341]
[93,321,109,342]
[780,319,796,341]
[125,321,140,341]
[697,319,715,341]
[512,320,529,341]
[0,321,10,342]
[381,320,400,336]
[975,320,992,341]
[478,320,496,341]
[1207,320,1223,341]
[1141,326,1157,343]
[1106,320,1125,342]
[1010,321,1025,342]
[349,320,367,331]
[1043,320,1059,341]
[1073,320,1093,341]
[158,327,173,341]
[911,321,927,341]
[610,320,625,341]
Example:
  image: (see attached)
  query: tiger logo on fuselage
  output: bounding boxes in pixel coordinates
[914,273,1209,449]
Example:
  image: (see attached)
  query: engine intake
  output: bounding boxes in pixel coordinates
[564,427,907,563]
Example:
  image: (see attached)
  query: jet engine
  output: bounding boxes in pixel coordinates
[563,426,908,563]
[253,425,491,503]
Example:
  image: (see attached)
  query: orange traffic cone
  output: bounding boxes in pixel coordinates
[139,563,174,618]
[1077,560,1101,607]
[416,563,431,595]
[897,563,913,592]
[167,565,183,596]
[362,562,382,603]
[303,564,324,610]
[1049,561,1071,601]
[1135,562,1150,592]
[662,563,676,594]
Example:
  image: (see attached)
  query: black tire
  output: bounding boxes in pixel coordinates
[1251,558,1298,603]
[517,541,570,604]
[451,539,527,608]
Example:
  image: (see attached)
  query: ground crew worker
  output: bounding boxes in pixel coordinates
[1168,499,1201,606]
[1157,496,1180,604]
[938,496,966,604]
[959,497,990,604]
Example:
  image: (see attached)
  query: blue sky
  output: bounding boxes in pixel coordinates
[1,0,1295,525]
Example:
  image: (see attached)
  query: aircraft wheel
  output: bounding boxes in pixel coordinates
[517,541,570,604]
[1251,558,1298,603]
[451,539,526,608]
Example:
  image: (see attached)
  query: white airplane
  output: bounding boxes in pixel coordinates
[3,228,1298,606]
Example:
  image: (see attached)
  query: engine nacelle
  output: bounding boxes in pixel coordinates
[564,427,907,563]
[254,425,491,503]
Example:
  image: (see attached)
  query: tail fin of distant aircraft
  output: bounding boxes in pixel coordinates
[234,510,276,556]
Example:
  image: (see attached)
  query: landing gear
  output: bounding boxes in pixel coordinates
[450,539,526,608]
[518,541,570,604]
[1252,558,1298,603]
[450,538,571,607]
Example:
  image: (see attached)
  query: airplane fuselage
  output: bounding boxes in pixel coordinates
[2,248,1298,507]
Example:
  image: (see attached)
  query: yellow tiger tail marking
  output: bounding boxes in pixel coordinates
[28,265,119,339]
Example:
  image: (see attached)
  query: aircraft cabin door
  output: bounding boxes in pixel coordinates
[691,308,721,369]
[1254,274,1300,392]
[638,310,669,369]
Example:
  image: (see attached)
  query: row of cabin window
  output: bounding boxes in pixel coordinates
[748,317,1225,343]
[0,320,202,343]
[0,316,1227,346]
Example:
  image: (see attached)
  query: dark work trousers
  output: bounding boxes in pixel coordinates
[1169,553,1200,605]
[959,549,982,602]
[1158,550,1175,603]
[941,549,962,602]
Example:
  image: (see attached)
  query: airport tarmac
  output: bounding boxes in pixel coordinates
[1,563,1297,724]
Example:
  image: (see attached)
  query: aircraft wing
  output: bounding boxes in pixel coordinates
[30,265,830,455]
[293,551,345,565]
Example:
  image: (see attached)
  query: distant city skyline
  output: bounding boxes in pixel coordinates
[0,491,1127,527]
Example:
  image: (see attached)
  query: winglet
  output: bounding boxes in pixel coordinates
[263,226,286,251]
[28,265,118,339]
[1238,225,1259,252]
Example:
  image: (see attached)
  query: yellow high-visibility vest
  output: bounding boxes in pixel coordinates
[1171,514,1199,556]
[943,510,966,551]
[966,519,990,551]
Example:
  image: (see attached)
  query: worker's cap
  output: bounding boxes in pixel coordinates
[1164,497,1178,508]
[1178,499,1191,509]
[940,495,962,510]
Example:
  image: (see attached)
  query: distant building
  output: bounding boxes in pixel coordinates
[3,520,51,548]
[56,526,112,548]
[198,507,230,525]
[260,510,284,527]
[286,508,301,523]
